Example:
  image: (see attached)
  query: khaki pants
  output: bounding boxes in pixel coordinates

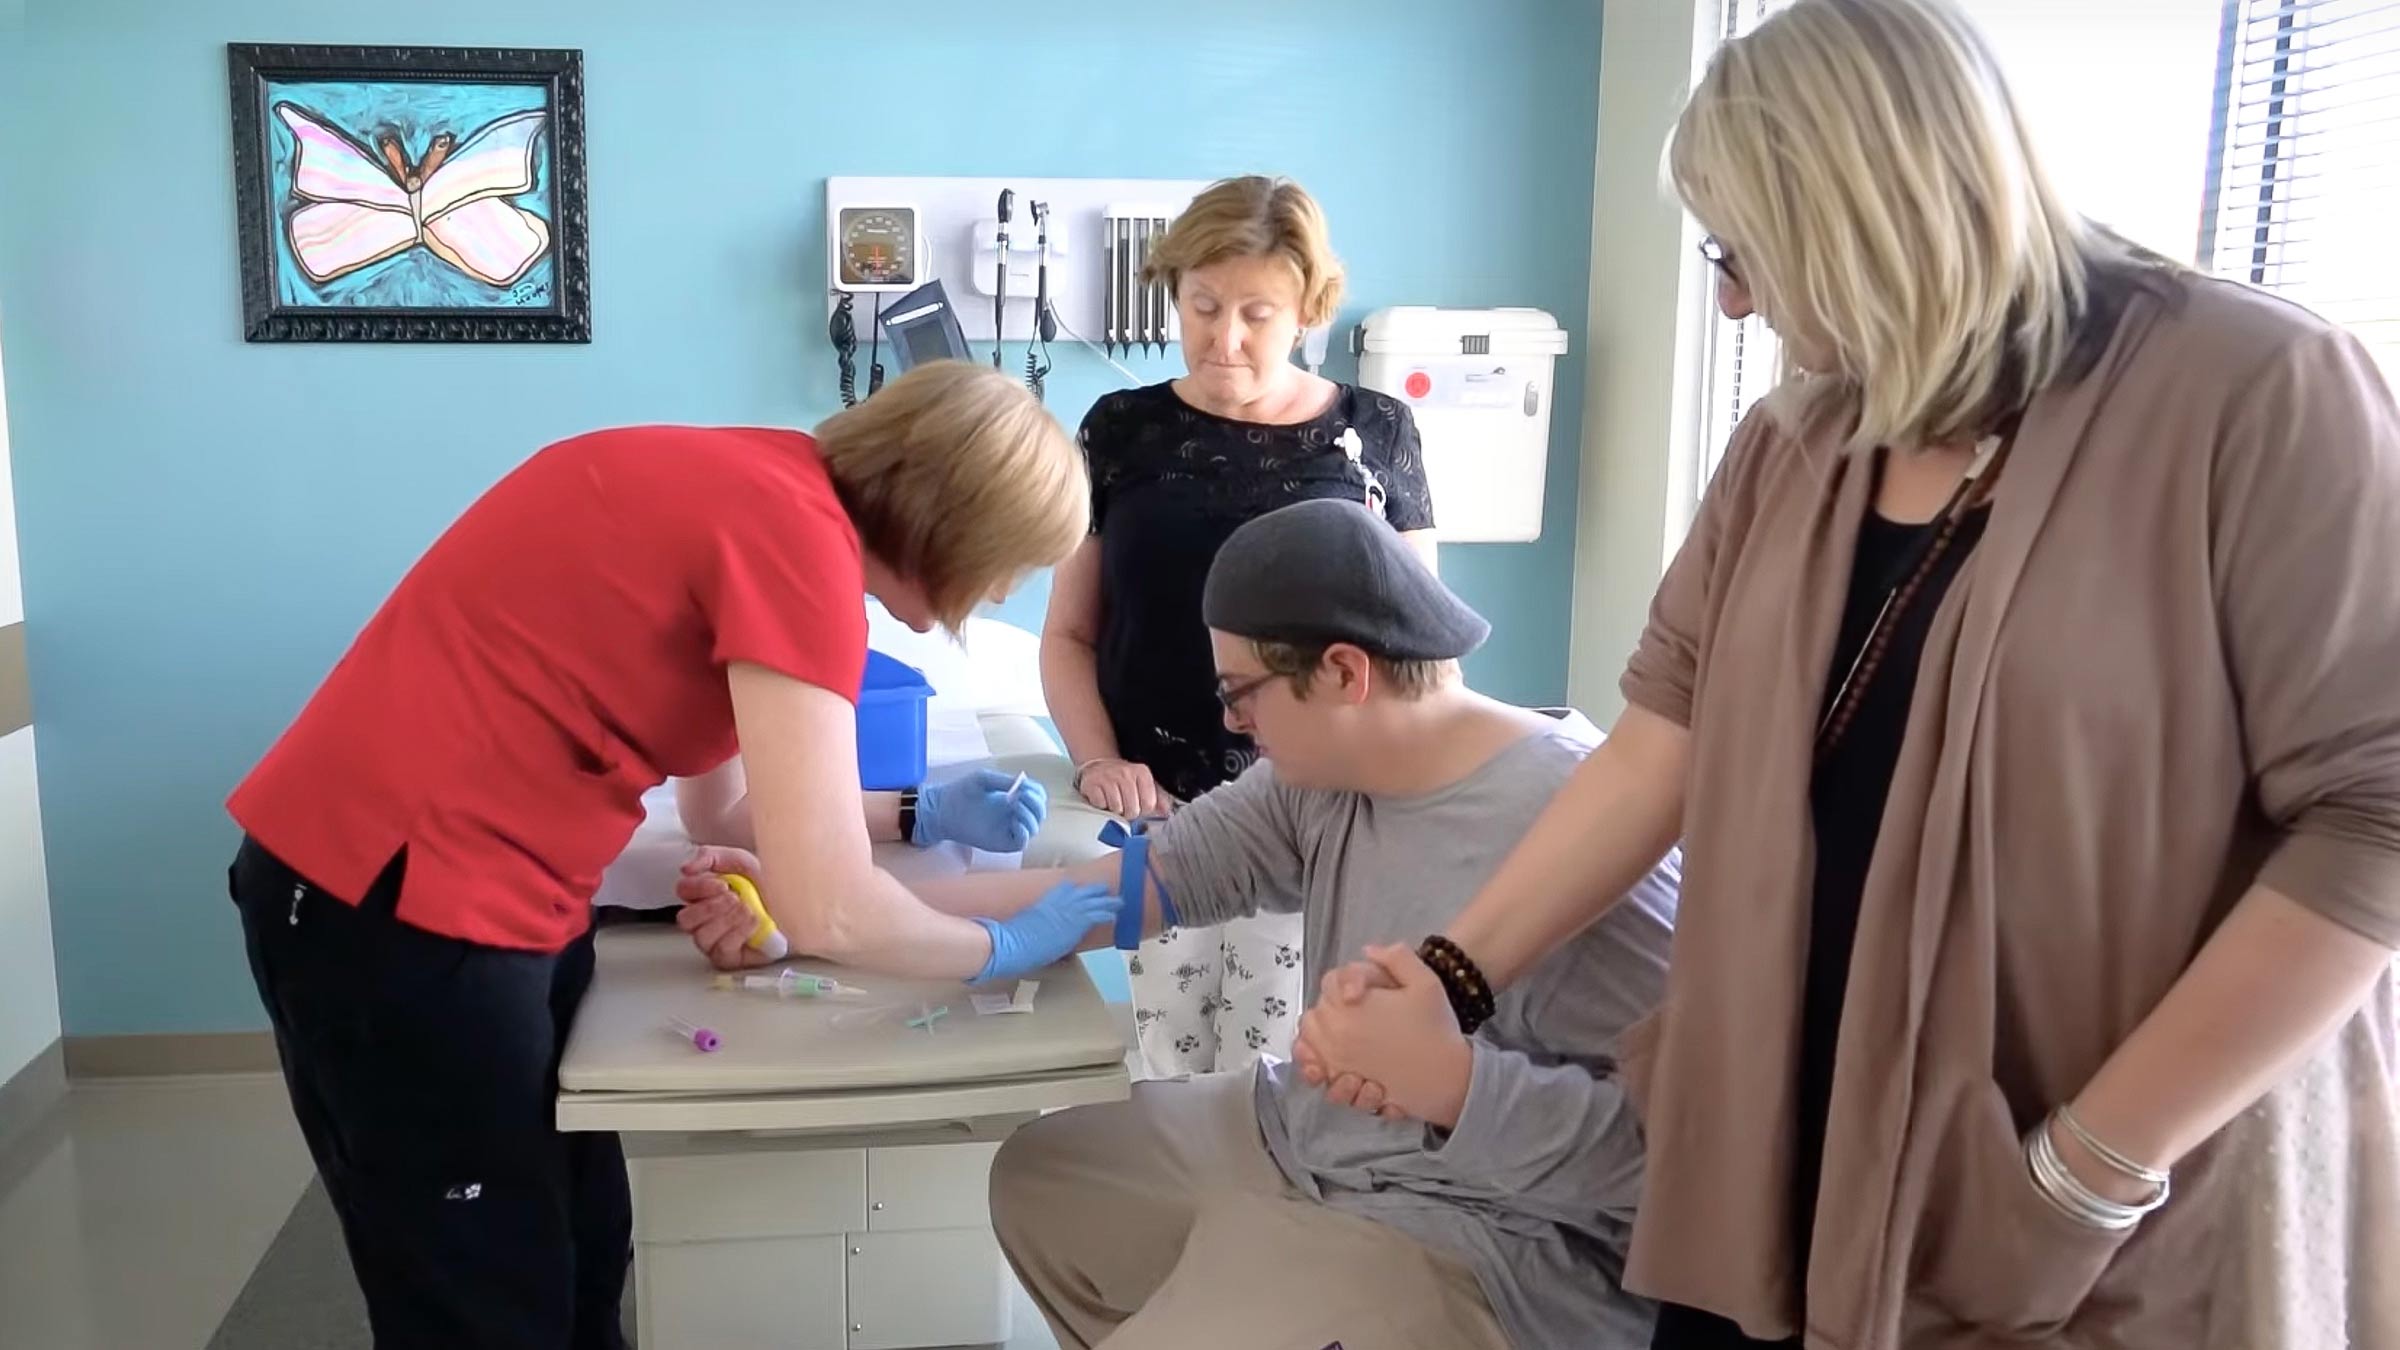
[990,1072,1512,1350]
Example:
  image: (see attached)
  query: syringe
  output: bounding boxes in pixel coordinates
[712,970,869,1000]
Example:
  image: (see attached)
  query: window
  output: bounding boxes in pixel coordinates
[1695,1,1791,484]
[1691,0,2395,494]
[2202,0,2400,381]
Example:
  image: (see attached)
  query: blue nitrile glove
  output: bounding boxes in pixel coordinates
[972,881,1121,983]
[916,769,1049,852]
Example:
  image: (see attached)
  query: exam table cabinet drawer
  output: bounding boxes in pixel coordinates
[632,1149,867,1242]
[628,1141,998,1240]
[864,1141,1001,1231]
[635,1229,1009,1350]
[845,1228,1012,1349]
[637,1235,850,1350]
[626,1141,1010,1346]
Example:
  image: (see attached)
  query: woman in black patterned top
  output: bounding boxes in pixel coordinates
[1041,175,1437,1077]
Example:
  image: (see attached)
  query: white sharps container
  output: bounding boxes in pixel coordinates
[1354,307,1569,543]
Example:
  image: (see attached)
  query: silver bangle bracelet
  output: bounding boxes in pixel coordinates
[2054,1104,2170,1188]
[1070,757,1113,791]
[2025,1115,2168,1231]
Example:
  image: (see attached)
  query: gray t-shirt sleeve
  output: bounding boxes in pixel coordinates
[1150,762,1309,927]
[1428,1039,1645,1227]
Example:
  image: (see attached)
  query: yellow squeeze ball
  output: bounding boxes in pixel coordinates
[719,874,790,961]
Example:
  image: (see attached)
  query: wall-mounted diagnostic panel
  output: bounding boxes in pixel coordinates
[834,205,924,293]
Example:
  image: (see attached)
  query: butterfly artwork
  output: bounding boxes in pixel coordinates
[229,46,589,343]
[276,101,552,290]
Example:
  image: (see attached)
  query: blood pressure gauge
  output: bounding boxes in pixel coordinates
[836,205,923,292]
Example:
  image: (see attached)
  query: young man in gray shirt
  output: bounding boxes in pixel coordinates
[678,499,1681,1349]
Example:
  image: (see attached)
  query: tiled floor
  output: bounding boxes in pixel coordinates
[0,1072,1060,1350]
[0,1074,317,1350]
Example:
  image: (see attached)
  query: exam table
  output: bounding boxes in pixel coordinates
[559,713,1126,1350]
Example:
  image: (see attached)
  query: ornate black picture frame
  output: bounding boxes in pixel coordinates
[227,43,590,343]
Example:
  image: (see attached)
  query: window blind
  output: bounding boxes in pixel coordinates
[2202,0,2400,380]
[1698,1,1790,483]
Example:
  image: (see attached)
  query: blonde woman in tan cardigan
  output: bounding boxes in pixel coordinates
[1292,2,2400,1347]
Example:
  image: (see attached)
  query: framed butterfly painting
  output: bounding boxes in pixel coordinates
[227,44,590,343]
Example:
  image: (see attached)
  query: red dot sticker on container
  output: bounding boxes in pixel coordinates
[1403,370,1432,399]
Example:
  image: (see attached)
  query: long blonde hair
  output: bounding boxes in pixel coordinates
[813,360,1087,630]
[1671,0,2119,449]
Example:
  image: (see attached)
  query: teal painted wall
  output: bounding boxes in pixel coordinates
[0,0,1602,1033]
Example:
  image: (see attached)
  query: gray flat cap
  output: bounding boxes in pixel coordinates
[1203,499,1489,661]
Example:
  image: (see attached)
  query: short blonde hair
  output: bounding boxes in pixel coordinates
[1670,0,2121,449]
[1144,176,1346,328]
[813,361,1087,630]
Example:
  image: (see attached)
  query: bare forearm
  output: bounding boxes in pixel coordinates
[691,789,899,848]
[2068,885,2394,1184]
[1444,707,1687,988]
[862,791,903,844]
[783,866,999,979]
[1040,635,1121,767]
[913,856,1115,919]
[914,853,1165,952]
[694,801,756,849]
[677,762,756,849]
[912,850,1166,946]
[727,665,995,979]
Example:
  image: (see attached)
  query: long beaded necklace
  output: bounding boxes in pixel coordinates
[1815,430,2012,758]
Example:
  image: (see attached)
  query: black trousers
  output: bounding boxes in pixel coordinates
[1652,1303,1802,1349]
[231,837,631,1350]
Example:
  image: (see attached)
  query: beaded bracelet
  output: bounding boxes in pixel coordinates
[1417,934,1497,1035]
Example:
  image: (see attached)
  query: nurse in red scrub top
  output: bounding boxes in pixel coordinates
[224,360,1119,1350]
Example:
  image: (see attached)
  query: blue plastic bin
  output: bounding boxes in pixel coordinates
[856,650,936,790]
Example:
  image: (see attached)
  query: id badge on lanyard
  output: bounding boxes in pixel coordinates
[1337,426,1387,519]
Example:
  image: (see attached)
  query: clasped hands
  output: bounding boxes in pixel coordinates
[1294,944,1476,1130]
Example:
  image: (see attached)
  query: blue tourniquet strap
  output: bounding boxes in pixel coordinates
[1099,817,1179,950]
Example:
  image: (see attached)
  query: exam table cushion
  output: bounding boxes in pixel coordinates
[558,927,1127,1095]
